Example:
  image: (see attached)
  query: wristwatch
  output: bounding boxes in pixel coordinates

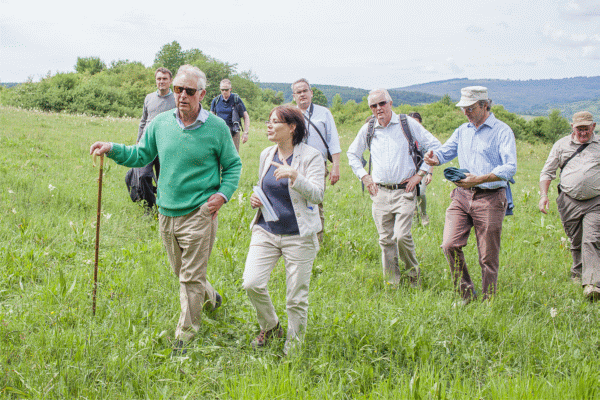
[417,170,427,177]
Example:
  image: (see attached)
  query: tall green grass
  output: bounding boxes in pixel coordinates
[1,106,598,399]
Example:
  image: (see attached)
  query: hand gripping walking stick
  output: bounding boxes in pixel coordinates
[92,153,104,316]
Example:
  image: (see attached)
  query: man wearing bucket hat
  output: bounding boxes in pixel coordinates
[539,111,600,301]
[424,86,517,304]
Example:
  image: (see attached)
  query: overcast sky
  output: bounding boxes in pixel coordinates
[2,0,600,89]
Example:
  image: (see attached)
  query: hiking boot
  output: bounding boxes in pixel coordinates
[172,340,188,356]
[421,214,430,227]
[251,322,283,349]
[213,291,222,311]
[583,285,600,301]
[409,274,421,288]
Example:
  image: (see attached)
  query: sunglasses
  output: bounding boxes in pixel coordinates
[369,101,388,109]
[173,86,198,96]
[461,104,480,113]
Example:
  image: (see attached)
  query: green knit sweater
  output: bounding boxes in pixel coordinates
[109,112,242,217]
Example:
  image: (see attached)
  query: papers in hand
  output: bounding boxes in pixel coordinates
[253,186,279,222]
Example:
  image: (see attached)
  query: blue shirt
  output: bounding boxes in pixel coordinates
[210,94,247,128]
[257,153,300,235]
[433,113,517,189]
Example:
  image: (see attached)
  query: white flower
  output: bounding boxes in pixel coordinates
[103,212,112,220]
[8,189,15,194]
[69,221,74,227]
[48,184,56,191]
[238,193,244,202]
[12,208,16,214]
[550,308,558,318]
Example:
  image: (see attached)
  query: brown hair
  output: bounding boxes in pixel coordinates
[269,105,307,146]
[155,67,172,79]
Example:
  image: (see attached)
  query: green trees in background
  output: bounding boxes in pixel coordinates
[311,87,328,107]
[0,44,576,143]
[74,57,106,75]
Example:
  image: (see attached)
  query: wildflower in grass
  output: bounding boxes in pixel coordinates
[8,189,15,194]
[48,184,56,191]
[238,193,244,203]
[550,308,558,318]
[103,212,112,220]
[12,208,16,214]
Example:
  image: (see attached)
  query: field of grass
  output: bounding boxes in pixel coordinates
[1,106,599,399]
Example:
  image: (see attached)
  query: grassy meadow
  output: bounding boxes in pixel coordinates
[1,106,599,399]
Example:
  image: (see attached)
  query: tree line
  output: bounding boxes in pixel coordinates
[0,42,572,144]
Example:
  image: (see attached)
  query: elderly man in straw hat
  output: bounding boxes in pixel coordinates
[424,86,517,304]
[539,111,600,301]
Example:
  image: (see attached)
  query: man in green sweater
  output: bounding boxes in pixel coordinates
[90,65,242,354]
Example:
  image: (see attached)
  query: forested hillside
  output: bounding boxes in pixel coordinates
[397,77,600,115]
[259,82,440,106]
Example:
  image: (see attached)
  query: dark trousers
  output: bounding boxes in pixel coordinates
[441,187,507,299]
[139,157,159,207]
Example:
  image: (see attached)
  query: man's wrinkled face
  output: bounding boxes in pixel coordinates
[368,92,392,127]
[292,82,313,110]
[173,75,205,116]
[573,123,596,143]
[461,102,488,126]
[155,72,172,92]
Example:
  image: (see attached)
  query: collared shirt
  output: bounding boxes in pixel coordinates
[300,103,342,162]
[540,133,600,200]
[433,113,517,189]
[347,113,442,184]
[174,106,210,130]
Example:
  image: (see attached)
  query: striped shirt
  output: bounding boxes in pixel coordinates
[433,113,517,189]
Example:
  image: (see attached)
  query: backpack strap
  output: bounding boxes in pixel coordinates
[362,116,377,194]
[399,114,423,170]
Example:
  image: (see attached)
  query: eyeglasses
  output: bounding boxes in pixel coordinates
[173,86,198,96]
[461,104,480,113]
[294,89,310,95]
[265,120,285,126]
[220,88,231,92]
[369,101,388,109]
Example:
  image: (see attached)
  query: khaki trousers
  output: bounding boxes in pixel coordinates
[159,203,218,341]
[371,187,419,284]
[243,226,319,343]
[441,188,507,299]
[556,192,600,287]
[231,132,240,153]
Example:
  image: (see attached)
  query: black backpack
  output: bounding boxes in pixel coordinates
[124,168,144,202]
[211,93,244,133]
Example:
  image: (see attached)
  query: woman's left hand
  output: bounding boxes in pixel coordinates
[271,157,298,184]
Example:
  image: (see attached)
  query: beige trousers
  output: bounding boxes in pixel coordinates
[371,187,419,284]
[159,203,218,341]
[243,226,319,343]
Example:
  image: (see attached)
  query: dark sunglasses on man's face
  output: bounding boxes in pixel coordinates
[369,101,387,109]
[173,86,198,96]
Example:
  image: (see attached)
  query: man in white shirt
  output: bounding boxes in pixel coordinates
[347,89,441,286]
[292,78,342,243]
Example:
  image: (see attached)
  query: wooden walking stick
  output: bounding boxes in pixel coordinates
[92,153,104,316]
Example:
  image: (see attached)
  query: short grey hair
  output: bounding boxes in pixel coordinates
[220,78,232,86]
[368,88,392,104]
[478,99,492,111]
[174,64,207,91]
[292,78,310,91]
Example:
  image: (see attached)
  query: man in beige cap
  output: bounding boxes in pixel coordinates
[539,111,600,300]
[424,86,517,304]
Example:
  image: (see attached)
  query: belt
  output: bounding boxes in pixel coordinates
[377,183,408,190]
[465,187,503,193]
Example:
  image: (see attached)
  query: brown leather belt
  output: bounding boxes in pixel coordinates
[466,187,503,193]
[377,183,408,190]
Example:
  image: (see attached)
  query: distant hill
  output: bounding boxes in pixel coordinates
[259,82,440,107]
[395,77,600,115]
[1,82,20,88]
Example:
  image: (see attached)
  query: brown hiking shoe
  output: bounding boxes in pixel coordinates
[251,322,283,349]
